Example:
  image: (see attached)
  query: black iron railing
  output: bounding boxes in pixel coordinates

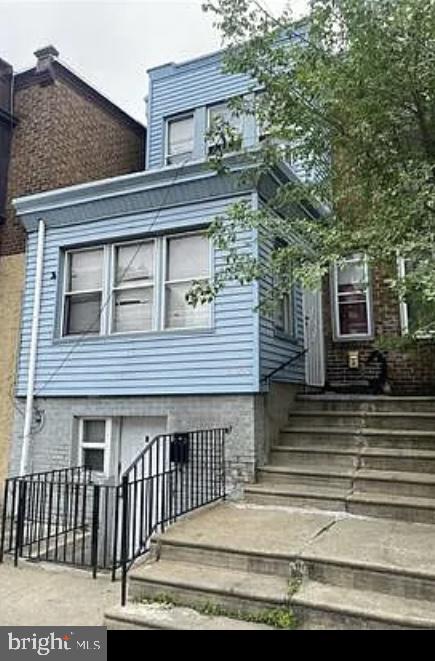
[118,428,228,605]
[261,347,308,385]
[0,428,228,604]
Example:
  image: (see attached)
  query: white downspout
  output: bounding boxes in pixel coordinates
[20,218,45,476]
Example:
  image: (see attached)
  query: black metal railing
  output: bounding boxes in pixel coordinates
[261,347,308,385]
[118,428,228,605]
[0,428,228,604]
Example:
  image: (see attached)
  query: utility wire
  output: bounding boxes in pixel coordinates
[32,156,192,397]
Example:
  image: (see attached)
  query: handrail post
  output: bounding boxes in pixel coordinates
[91,484,100,579]
[0,479,9,563]
[14,480,26,567]
[120,475,129,607]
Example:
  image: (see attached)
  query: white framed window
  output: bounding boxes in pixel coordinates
[112,240,156,333]
[166,114,194,165]
[332,254,373,339]
[60,232,211,338]
[398,257,435,338]
[62,247,104,336]
[274,291,295,337]
[79,418,111,477]
[164,233,211,330]
[207,101,243,155]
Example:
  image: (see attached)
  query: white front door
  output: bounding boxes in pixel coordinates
[119,416,167,477]
[303,288,325,387]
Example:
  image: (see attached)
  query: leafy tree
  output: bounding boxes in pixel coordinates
[192,0,435,338]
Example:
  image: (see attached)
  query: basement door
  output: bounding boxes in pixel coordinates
[303,288,326,387]
[118,416,168,478]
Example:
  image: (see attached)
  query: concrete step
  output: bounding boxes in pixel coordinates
[128,559,290,615]
[360,448,435,474]
[257,465,353,490]
[104,602,276,630]
[292,580,435,629]
[244,483,348,511]
[355,470,435,499]
[348,492,435,524]
[279,427,435,450]
[295,394,435,413]
[271,445,435,474]
[288,410,435,431]
[270,446,358,469]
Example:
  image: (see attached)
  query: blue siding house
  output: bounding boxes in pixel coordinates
[10,48,318,488]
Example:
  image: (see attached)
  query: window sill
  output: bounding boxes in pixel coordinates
[332,334,374,343]
[54,327,216,344]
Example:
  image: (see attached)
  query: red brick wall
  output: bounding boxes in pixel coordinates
[0,76,145,257]
[323,266,435,395]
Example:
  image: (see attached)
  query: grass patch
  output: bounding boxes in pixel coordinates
[141,592,295,630]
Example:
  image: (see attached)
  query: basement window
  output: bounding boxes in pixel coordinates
[79,418,111,477]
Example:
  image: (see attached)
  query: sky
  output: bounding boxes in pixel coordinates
[0,0,308,124]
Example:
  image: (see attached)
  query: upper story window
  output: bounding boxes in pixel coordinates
[207,101,243,155]
[165,234,210,329]
[61,232,211,338]
[113,241,155,333]
[166,114,194,165]
[63,248,104,336]
[274,290,295,337]
[332,254,372,339]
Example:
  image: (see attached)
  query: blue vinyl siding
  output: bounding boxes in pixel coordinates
[147,53,256,169]
[16,195,258,397]
[258,228,306,387]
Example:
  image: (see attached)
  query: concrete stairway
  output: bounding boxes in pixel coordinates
[245,394,435,524]
[104,504,435,630]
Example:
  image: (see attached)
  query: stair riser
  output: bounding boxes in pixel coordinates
[269,451,357,470]
[257,471,352,490]
[244,491,347,512]
[288,414,435,431]
[293,604,416,630]
[361,456,435,474]
[306,561,435,602]
[280,432,435,451]
[355,479,435,499]
[129,578,288,616]
[295,399,435,413]
[348,501,435,525]
[154,541,290,577]
[104,617,156,630]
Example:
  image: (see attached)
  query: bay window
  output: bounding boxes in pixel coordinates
[165,234,210,329]
[61,232,211,338]
[166,114,194,165]
[333,254,372,339]
[113,241,155,333]
[63,248,103,336]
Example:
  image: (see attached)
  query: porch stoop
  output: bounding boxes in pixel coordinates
[245,394,435,525]
[103,503,435,630]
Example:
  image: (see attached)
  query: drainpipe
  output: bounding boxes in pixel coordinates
[20,218,45,476]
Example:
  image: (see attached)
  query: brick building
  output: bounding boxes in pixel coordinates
[0,46,145,486]
[323,258,435,395]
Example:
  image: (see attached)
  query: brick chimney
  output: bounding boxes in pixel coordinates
[0,58,13,223]
[34,45,59,73]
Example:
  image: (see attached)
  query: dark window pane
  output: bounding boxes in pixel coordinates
[339,301,369,336]
[83,449,104,473]
[83,420,106,444]
[64,292,101,335]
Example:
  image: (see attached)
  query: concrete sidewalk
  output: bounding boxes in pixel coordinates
[0,560,119,626]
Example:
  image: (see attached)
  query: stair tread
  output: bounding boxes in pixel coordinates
[105,603,275,630]
[356,469,435,485]
[296,395,435,402]
[130,559,289,604]
[245,483,349,499]
[291,410,435,418]
[282,426,435,436]
[349,491,435,509]
[273,445,435,460]
[259,465,353,478]
[292,580,435,628]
